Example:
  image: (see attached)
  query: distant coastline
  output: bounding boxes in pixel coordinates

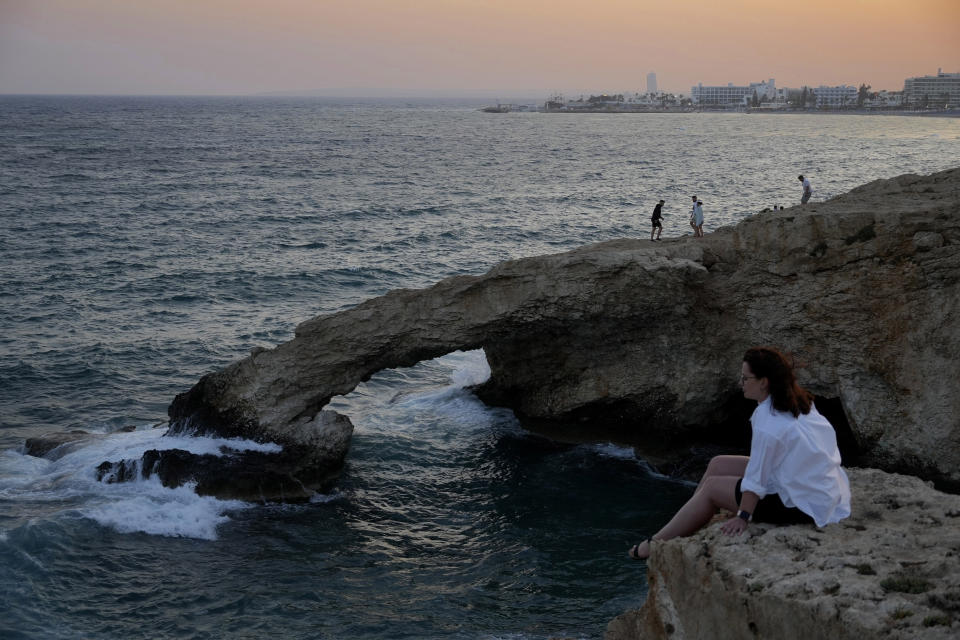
[742,108,960,118]
[481,104,960,118]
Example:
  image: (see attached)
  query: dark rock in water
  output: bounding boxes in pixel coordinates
[142,447,342,501]
[89,410,354,502]
[96,458,142,484]
[24,431,103,460]
[25,412,351,503]
[95,444,346,502]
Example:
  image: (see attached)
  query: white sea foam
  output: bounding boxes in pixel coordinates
[0,426,273,540]
[353,349,515,440]
[309,489,343,504]
[591,442,638,460]
[448,349,491,387]
[633,457,672,481]
[81,478,250,540]
[591,442,697,485]
[0,449,53,493]
[394,350,493,413]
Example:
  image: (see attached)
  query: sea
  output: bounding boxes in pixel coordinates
[1,95,959,640]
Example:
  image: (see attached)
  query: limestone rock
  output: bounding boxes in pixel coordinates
[167,167,960,487]
[605,468,960,640]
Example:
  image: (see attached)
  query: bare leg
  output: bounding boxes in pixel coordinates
[630,475,741,559]
[694,455,749,494]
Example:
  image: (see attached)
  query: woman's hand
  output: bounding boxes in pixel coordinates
[720,516,749,536]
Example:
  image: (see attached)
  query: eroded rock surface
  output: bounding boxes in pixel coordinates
[605,468,960,640]
[167,167,960,487]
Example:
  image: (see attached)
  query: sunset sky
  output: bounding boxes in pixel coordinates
[1,0,957,97]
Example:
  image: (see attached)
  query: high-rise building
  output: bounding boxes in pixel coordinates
[904,69,960,107]
[647,72,657,95]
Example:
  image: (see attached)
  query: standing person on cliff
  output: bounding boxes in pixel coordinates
[799,175,813,204]
[689,195,700,237]
[628,346,851,560]
[695,199,705,237]
[650,199,664,241]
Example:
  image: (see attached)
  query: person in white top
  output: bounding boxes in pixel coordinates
[689,195,704,237]
[799,174,813,204]
[629,346,851,559]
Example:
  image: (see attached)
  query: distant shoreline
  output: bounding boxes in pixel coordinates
[533,108,960,118]
[742,108,960,118]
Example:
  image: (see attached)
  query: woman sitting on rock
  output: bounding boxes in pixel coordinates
[629,346,851,560]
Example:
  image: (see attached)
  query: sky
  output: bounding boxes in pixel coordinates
[1,0,958,97]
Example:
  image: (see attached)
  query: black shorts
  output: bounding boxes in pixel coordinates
[735,478,815,525]
[651,219,662,228]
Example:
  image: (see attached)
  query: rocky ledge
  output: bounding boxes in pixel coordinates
[606,468,960,639]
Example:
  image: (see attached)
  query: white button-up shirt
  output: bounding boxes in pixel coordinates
[741,397,851,527]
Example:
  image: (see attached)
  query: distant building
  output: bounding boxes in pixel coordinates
[647,72,657,95]
[904,68,960,108]
[691,79,776,106]
[856,90,903,109]
[867,90,903,108]
[815,84,858,108]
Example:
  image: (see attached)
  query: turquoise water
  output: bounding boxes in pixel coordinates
[1,96,959,638]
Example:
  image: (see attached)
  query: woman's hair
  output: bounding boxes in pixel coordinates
[743,347,812,417]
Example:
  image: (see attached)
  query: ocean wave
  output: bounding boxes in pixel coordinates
[81,480,249,540]
[0,429,279,539]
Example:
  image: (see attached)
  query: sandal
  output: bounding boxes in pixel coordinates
[628,537,652,560]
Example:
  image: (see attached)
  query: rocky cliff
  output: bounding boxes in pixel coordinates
[164,167,960,494]
[605,468,960,639]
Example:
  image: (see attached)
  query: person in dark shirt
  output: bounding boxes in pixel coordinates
[651,199,665,241]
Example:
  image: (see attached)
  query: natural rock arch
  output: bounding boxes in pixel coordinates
[165,168,960,496]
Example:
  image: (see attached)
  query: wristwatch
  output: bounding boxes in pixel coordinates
[737,510,752,522]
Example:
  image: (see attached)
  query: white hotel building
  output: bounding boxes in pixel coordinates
[691,79,776,105]
[814,85,858,108]
[904,69,960,107]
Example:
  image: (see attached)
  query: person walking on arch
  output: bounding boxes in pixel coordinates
[799,175,813,204]
[695,199,704,237]
[690,195,704,237]
[689,195,698,237]
[651,199,664,241]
